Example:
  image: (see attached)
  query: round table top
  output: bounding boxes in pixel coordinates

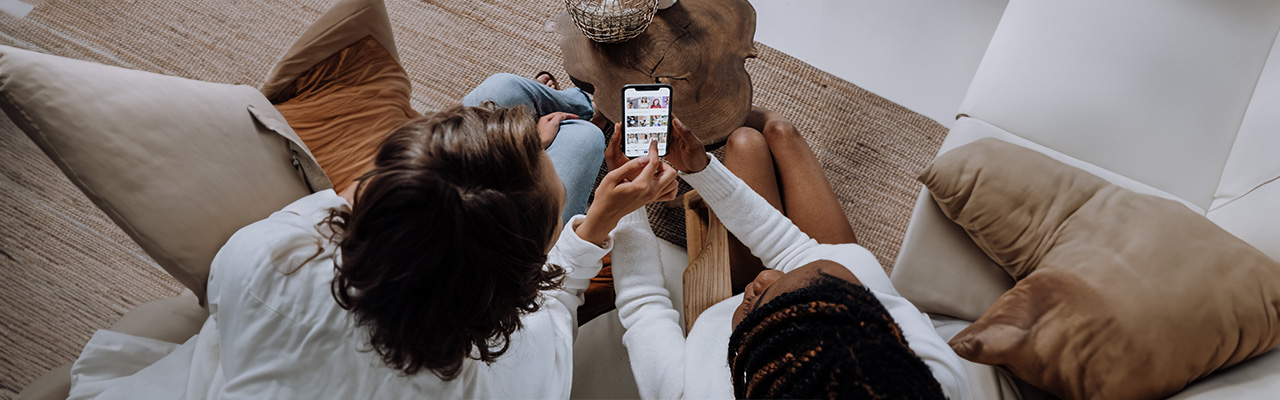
[557,0,757,145]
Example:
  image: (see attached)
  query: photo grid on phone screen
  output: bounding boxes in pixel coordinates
[624,90,670,156]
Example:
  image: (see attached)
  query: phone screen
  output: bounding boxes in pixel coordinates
[622,85,671,157]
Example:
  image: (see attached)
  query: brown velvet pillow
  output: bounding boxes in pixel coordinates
[920,138,1280,400]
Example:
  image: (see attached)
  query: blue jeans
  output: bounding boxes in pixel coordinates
[463,73,603,224]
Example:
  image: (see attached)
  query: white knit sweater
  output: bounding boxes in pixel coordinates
[610,157,972,400]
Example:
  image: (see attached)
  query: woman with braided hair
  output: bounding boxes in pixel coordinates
[727,269,945,398]
[607,108,970,399]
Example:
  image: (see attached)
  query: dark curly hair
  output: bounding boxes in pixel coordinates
[321,104,565,380]
[727,273,945,399]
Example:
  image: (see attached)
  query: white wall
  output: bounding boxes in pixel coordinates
[749,0,1008,127]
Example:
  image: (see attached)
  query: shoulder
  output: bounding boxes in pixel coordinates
[209,190,347,316]
[684,295,741,398]
[220,190,346,262]
[237,190,347,239]
[472,306,575,397]
[800,243,897,294]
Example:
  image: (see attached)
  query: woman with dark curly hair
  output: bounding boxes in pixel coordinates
[199,104,673,399]
[608,109,970,399]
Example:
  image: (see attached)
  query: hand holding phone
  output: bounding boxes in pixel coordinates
[577,139,679,244]
[663,117,710,173]
[621,84,672,158]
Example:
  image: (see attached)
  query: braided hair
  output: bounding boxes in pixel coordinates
[727,273,945,399]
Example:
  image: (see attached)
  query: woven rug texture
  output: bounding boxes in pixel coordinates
[0,0,947,397]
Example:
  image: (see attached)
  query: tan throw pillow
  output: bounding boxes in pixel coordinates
[0,45,330,305]
[920,138,1280,400]
[261,0,418,194]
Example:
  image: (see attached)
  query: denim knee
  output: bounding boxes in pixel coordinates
[462,73,528,108]
[550,120,606,157]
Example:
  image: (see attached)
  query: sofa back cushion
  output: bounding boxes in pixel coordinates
[956,0,1280,209]
[921,138,1280,399]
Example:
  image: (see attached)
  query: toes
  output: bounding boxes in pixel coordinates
[534,71,559,89]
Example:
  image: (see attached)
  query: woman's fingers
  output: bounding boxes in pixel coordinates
[607,124,623,149]
[542,112,579,123]
[603,156,647,186]
[659,186,678,201]
[656,165,678,197]
[604,123,627,171]
[672,118,692,144]
[647,139,660,163]
[656,167,679,201]
[662,168,679,190]
[665,118,691,170]
[636,140,660,183]
[629,159,678,202]
[669,118,709,172]
[677,119,701,153]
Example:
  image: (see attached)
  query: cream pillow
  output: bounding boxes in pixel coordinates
[920,138,1280,399]
[0,45,330,304]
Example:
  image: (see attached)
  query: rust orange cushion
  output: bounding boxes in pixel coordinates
[261,0,418,193]
[271,36,418,193]
[920,138,1280,400]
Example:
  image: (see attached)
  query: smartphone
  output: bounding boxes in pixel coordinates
[621,83,671,158]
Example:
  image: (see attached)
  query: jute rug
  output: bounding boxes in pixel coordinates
[0,0,947,396]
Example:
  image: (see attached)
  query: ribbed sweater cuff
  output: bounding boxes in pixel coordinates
[678,156,739,202]
[611,208,662,278]
[617,208,650,228]
[556,215,612,277]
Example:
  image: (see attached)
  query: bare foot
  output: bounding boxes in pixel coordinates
[590,100,612,132]
[534,72,558,90]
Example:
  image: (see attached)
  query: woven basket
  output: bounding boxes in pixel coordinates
[564,0,659,43]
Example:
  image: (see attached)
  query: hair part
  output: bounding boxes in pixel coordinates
[727,273,945,399]
[322,104,565,379]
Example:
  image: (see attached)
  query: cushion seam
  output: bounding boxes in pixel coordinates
[1208,175,1280,212]
[1208,26,1280,211]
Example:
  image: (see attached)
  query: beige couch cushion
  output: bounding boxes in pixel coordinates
[921,138,1280,399]
[0,45,329,304]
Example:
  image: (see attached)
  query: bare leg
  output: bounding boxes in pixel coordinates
[722,127,783,290]
[748,107,857,245]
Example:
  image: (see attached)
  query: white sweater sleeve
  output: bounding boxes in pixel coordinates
[679,157,819,273]
[543,215,610,332]
[610,208,687,400]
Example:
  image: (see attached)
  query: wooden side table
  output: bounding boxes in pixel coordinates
[557,0,757,145]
